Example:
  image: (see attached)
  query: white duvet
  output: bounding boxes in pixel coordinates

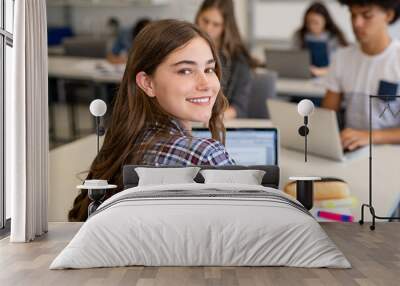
[50,183,351,269]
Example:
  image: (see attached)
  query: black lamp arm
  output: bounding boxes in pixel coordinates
[298,116,309,162]
[96,117,100,155]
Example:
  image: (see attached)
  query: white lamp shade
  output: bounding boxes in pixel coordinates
[297,99,314,117]
[89,99,107,117]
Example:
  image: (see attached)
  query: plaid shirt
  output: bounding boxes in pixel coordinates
[142,120,235,166]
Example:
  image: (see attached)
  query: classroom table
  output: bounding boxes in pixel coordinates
[49,119,399,222]
[277,77,325,98]
[48,56,124,83]
[48,56,124,140]
[48,56,325,98]
[280,145,400,222]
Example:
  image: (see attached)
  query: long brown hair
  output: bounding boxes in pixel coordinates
[68,19,229,221]
[195,0,259,68]
[297,1,348,48]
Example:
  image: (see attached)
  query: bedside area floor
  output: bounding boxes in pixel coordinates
[0,222,399,286]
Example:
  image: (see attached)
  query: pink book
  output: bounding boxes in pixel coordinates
[317,210,354,222]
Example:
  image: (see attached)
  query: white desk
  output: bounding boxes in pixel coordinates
[276,77,325,98]
[49,118,399,222]
[49,135,102,222]
[48,45,65,56]
[280,146,400,222]
[49,56,326,98]
[48,56,123,83]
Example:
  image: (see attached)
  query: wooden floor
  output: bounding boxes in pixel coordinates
[0,222,399,286]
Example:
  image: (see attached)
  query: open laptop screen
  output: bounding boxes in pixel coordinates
[192,128,278,165]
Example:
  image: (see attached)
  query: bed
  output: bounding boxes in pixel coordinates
[50,165,350,269]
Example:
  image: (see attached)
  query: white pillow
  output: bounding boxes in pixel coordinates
[135,167,200,186]
[200,169,266,185]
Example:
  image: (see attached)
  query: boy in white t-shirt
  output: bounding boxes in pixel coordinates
[322,0,400,151]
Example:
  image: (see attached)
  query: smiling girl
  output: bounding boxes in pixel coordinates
[69,19,235,221]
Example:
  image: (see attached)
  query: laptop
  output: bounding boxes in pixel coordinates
[192,127,279,166]
[265,49,312,79]
[267,100,367,161]
[63,37,108,58]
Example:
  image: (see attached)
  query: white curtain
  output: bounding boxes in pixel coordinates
[8,0,49,242]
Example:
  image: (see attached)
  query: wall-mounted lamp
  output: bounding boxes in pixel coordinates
[297,99,314,162]
[89,99,107,155]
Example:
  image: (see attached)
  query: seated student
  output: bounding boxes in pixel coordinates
[107,18,151,64]
[105,17,120,39]
[69,19,235,221]
[195,0,260,119]
[293,1,348,77]
[322,0,400,151]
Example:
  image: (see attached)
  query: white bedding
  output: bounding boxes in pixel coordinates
[50,183,351,269]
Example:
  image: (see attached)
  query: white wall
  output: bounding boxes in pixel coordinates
[47,0,248,37]
[389,20,400,39]
[252,0,354,43]
[47,0,400,40]
[251,0,400,42]
[46,0,400,61]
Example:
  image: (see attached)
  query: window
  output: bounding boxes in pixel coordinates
[1,0,14,231]
[5,0,13,33]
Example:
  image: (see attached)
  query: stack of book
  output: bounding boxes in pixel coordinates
[284,178,358,222]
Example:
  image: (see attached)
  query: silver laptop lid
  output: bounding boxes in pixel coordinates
[267,100,344,161]
[265,49,311,79]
